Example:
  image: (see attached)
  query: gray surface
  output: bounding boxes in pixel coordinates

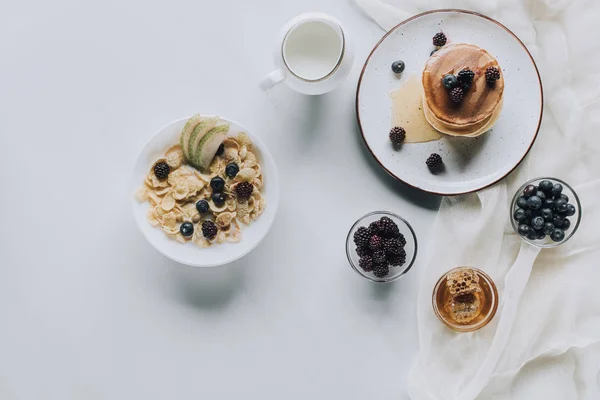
[0,0,439,398]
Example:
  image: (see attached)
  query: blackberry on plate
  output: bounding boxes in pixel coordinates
[550,228,565,242]
[551,183,563,197]
[531,216,544,230]
[235,182,254,199]
[432,32,447,47]
[196,199,209,213]
[372,250,386,264]
[212,192,226,205]
[226,163,239,178]
[449,86,464,103]
[457,69,475,85]
[426,153,443,171]
[523,185,537,198]
[388,249,407,266]
[389,126,406,146]
[369,235,383,251]
[517,196,528,208]
[543,222,555,235]
[180,222,194,237]
[527,196,542,210]
[485,66,500,83]
[201,220,218,239]
[356,246,371,258]
[353,226,371,248]
[215,143,225,156]
[359,255,374,272]
[378,216,399,238]
[539,180,553,194]
[565,204,576,216]
[391,60,405,74]
[153,161,170,180]
[562,218,571,230]
[373,263,390,278]
[384,238,404,255]
[210,176,225,192]
[442,74,458,90]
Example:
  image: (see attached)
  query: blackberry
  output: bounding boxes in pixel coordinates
[485,66,500,83]
[369,235,383,251]
[353,226,370,248]
[397,233,406,247]
[378,216,399,238]
[356,246,371,258]
[373,263,390,278]
[384,238,404,255]
[215,143,225,156]
[388,249,406,266]
[372,250,386,264]
[449,86,464,103]
[457,69,475,84]
[359,255,374,272]
[389,126,406,146]
[368,221,381,235]
[201,220,218,239]
[235,182,254,199]
[153,161,170,180]
[426,153,443,171]
[432,32,447,47]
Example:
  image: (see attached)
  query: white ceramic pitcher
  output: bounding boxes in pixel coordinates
[260,13,353,95]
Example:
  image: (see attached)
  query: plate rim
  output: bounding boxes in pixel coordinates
[130,115,280,267]
[355,8,544,196]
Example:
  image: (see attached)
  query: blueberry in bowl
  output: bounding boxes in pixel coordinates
[510,178,581,248]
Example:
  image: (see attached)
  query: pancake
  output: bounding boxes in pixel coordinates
[422,43,504,136]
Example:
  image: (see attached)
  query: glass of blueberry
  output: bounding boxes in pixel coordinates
[346,211,418,283]
[511,177,582,248]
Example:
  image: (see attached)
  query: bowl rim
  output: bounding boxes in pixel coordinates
[345,210,418,283]
[432,267,499,332]
[130,115,279,267]
[510,177,582,248]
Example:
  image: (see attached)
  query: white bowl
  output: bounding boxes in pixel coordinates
[130,116,279,267]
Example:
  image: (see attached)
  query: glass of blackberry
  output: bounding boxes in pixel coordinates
[346,211,417,283]
[511,177,582,248]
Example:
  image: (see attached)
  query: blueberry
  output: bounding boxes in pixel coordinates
[523,185,537,198]
[543,222,555,235]
[536,230,546,240]
[562,218,571,230]
[430,49,438,56]
[180,222,194,237]
[544,198,555,210]
[550,228,565,242]
[517,196,528,209]
[518,224,531,236]
[535,191,546,202]
[210,176,225,192]
[442,74,458,89]
[565,204,576,216]
[391,60,405,74]
[215,143,225,156]
[225,163,239,178]
[212,192,226,205]
[555,198,568,213]
[553,214,565,228]
[527,231,538,241]
[559,193,569,203]
[531,216,545,230]
[514,208,527,222]
[527,196,542,210]
[539,180,553,194]
[196,199,209,213]
[551,183,563,197]
[524,209,533,220]
[541,208,553,221]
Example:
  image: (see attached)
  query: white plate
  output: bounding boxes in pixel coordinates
[130,116,279,267]
[356,9,543,195]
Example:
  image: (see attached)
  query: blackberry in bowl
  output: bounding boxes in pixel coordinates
[346,211,417,283]
[510,177,581,248]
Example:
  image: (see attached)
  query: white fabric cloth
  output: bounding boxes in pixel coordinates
[356,1,600,399]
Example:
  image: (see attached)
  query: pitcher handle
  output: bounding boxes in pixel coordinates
[259,69,286,91]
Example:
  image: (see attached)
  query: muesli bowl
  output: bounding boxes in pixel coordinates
[130,116,279,267]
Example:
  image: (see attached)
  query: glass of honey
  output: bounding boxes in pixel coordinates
[432,267,498,332]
